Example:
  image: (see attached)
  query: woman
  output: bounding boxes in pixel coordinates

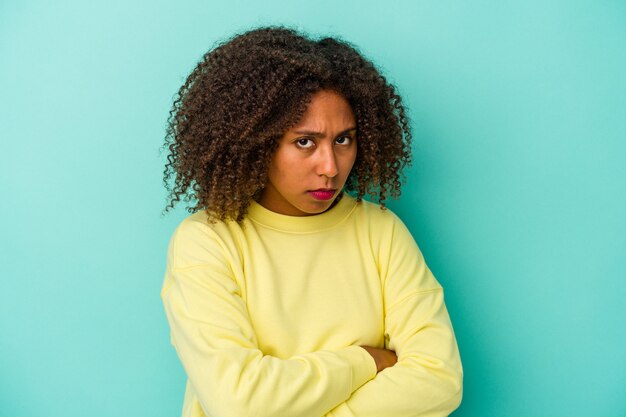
[160,26,463,417]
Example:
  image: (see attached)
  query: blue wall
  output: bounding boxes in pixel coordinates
[1,1,624,416]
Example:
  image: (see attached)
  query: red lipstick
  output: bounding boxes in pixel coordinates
[309,189,336,200]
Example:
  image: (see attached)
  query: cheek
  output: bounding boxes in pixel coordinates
[271,160,291,178]
[278,150,307,172]
[269,155,305,186]
[342,150,358,173]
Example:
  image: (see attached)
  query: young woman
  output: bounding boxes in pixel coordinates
[160,26,463,417]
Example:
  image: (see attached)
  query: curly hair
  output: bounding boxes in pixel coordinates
[161,25,412,223]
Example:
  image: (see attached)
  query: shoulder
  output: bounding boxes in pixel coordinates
[166,210,243,270]
[351,197,424,253]
[350,196,406,232]
[343,196,418,256]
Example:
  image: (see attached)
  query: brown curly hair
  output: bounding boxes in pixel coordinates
[161,25,412,223]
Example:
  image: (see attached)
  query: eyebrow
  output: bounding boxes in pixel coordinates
[292,127,357,137]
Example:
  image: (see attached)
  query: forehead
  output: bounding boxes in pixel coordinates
[291,90,355,129]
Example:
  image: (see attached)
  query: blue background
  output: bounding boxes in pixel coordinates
[1,1,625,416]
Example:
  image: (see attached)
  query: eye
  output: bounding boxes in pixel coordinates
[335,136,353,145]
[295,138,314,149]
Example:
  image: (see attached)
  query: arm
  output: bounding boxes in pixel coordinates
[360,346,397,372]
[325,215,463,417]
[160,220,377,417]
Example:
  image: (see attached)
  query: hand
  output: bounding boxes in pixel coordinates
[360,345,397,372]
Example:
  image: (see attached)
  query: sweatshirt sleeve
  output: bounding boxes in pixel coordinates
[325,214,463,417]
[160,219,377,417]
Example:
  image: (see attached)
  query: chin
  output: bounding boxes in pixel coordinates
[305,200,336,214]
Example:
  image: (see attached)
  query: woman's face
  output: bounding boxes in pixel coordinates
[258,89,358,216]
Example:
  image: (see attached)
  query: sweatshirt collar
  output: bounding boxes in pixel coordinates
[246,192,357,233]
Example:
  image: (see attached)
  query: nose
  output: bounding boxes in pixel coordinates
[316,144,339,178]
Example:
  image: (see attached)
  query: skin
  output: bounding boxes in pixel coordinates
[258,89,398,372]
[361,346,398,373]
[258,89,358,216]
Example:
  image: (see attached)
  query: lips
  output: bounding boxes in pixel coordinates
[308,189,336,200]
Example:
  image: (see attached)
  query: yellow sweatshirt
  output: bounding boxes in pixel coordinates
[161,193,463,417]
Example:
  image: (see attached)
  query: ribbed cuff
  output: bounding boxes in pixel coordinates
[335,345,377,392]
